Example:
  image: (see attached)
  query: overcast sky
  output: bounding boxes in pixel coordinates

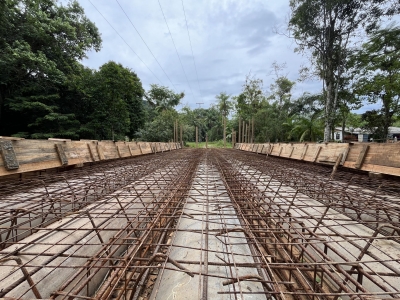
[63,0,396,112]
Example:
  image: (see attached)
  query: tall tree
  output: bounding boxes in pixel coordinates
[0,0,101,137]
[216,92,231,147]
[289,0,400,141]
[269,77,295,106]
[268,76,295,141]
[217,92,232,117]
[80,61,145,140]
[352,24,400,140]
[145,84,184,113]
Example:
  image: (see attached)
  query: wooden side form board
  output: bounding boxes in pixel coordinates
[235,142,400,177]
[0,138,181,177]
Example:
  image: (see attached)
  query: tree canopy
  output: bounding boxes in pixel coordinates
[289,0,400,141]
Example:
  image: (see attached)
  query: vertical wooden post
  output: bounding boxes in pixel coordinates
[246,123,250,144]
[175,120,179,143]
[196,126,198,148]
[242,121,245,143]
[245,124,248,143]
[176,120,178,143]
[206,134,208,149]
[252,116,255,143]
[248,119,253,144]
[173,121,176,143]
[223,117,226,148]
[180,123,183,148]
[238,117,241,145]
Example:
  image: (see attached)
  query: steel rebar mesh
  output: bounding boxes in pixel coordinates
[0,148,399,300]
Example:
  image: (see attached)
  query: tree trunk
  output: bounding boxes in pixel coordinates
[383,95,391,142]
[324,75,335,142]
[223,116,226,148]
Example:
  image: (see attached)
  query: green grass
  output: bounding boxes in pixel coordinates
[186,140,233,148]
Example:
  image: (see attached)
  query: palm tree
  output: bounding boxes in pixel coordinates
[290,114,323,142]
[216,92,232,147]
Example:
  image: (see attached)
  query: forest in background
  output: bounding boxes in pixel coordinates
[1,0,400,143]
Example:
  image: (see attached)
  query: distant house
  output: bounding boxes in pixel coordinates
[333,127,366,142]
[334,126,400,142]
[388,127,400,141]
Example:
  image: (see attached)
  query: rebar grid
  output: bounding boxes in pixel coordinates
[213,149,400,299]
[0,148,399,300]
[0,150,201,299]
[0,154,175,250]
[150,151,271,299]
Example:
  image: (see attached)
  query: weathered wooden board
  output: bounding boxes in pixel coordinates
[236,142,400,177]
[0,138,180,177]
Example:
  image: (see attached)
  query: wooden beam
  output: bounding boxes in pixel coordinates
[329,153,344,180]
[97,144,105,160]
[269,144,274,155]
[341,146,350,165]
[0,136,24,140]
[313,146,322,163]
[87,143,98,161]
[355,145,369,169]
[301,144,308,160]
[128,145,133,156]
[55,144,68,166]
[0,140,19,170]
[289,146,294,158]
[48,138,71,142]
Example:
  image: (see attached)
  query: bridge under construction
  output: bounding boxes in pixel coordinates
[0,141,399,299]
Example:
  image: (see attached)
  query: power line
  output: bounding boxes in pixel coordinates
[115,0,177,91]
[157,0,195,102]
[87,0,163,85]
[181,0,202,98]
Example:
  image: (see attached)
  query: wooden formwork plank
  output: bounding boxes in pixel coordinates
[0,140,19,170]
[55,144,68,166]
[355,145,369,169]
[289,146,294,158]
[87,143,98,161]
[0,138,180,177]
[313,146,322,163]
[236,142,400,177]
[97,144,106,160]
[278,146,283,157]
[300,144,308,160]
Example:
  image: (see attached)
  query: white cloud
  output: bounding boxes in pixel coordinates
[67,0,322,109]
